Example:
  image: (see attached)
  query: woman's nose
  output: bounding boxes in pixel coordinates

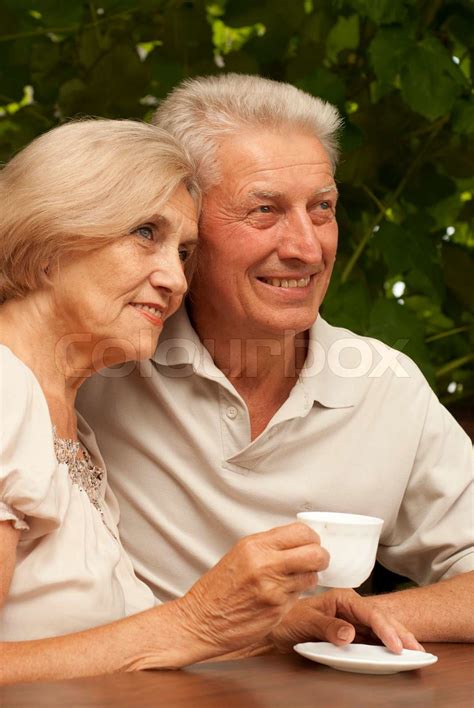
[149,252,188,297]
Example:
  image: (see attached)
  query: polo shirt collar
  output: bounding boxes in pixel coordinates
[152,305,225,381]
[153,307,358,409]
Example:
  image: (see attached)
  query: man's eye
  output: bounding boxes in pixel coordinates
[254,205,272,214]
[135,225,154,241]
[319,201,330,210]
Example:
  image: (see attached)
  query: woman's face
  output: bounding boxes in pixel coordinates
[48,184,198,370]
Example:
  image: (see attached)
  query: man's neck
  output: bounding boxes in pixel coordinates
[188,303,310,439]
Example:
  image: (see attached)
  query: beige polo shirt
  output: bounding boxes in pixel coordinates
[77,309,474,603]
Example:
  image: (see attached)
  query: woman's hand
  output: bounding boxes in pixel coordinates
[267,588,425,654]
[176,523,329,657]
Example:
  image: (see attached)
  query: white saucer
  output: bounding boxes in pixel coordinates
[294,642,438,674]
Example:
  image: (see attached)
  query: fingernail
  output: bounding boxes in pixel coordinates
[337,627,353,641]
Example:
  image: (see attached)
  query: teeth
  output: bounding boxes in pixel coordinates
[260,277,310,289]
[131,303,163,317]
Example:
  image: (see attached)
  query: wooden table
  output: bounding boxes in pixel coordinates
[1,644,473,708]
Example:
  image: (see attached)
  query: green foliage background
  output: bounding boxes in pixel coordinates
[1,0,473,408]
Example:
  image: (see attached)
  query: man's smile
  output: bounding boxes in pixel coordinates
[257,276,311,288]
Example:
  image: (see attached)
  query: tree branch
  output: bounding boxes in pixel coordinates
[426,324,473,343]
[435,353,474,379]
[341,116,449,284]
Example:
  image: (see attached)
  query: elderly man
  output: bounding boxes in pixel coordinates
[78,74,473,645]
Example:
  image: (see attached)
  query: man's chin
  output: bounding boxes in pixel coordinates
[251,311,318,339]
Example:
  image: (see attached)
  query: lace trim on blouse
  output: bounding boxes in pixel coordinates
[52,427,117,540]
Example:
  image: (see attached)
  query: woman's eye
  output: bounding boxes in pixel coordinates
[135,225,154,241]
[178,247,189,263]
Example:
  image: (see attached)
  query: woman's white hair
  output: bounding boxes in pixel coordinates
[153,73,342,190]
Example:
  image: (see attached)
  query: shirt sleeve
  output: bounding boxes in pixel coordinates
[0,348,66,539]
[377,390,474,585]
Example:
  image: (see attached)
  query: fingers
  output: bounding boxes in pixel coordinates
[342,596,424,654]
[389,617,425,652]
[256,522,321,550]
[365,608,404,653]
[278,543,330,576]
[235,524,329,598]
[286,571,318,595]
[270,599,357,650]
[310,613,356,646]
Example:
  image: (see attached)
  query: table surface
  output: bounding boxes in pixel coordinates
[1,643,473,708]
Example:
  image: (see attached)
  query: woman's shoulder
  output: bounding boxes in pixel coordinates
[0,344,49,429]
[1,342,37,386]
[0,345,66,533]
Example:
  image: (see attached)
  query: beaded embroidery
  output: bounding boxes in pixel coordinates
[53,428,117,539]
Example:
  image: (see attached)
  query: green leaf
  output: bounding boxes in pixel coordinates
[404,164,457,207]
[297,68,345,108]
[367,299,435,384]
[374,221,443,301]
[451,223,474,250]
[211,18,265,56]
[369,27,413,86]
[400,37,465,120]
[149,56,184,98]
[57,77,88,116]
[348,0,408,25]
[374,222,413,272]
[321,278,371,333]
[403,296,454,333]
[326,14,359,64]
[442,245,474,311]
[453,97,474,135]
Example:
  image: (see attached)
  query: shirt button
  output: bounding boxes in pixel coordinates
[226,406,238,420]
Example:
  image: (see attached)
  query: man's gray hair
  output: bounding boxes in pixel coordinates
[153,73,342,190]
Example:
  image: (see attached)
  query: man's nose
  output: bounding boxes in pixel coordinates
[149,250,188,297]
[277,210,324,263]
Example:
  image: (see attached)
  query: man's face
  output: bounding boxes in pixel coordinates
[190,128,338,339]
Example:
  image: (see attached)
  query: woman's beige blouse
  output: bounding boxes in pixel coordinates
[0,345,156,641]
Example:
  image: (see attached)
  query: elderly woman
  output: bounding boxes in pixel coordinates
[0,119,415,685]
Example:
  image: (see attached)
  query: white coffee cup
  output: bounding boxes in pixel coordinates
[297,511,384,588]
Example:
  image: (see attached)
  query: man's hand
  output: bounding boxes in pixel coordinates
[177,523,329,657]
[268,589,425,654]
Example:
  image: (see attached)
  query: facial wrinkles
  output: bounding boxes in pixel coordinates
[191,131,338,337]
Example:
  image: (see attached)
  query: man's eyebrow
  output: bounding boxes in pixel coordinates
[246,189,283,200]
[313,184,339,196]
[245,184,339,201]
